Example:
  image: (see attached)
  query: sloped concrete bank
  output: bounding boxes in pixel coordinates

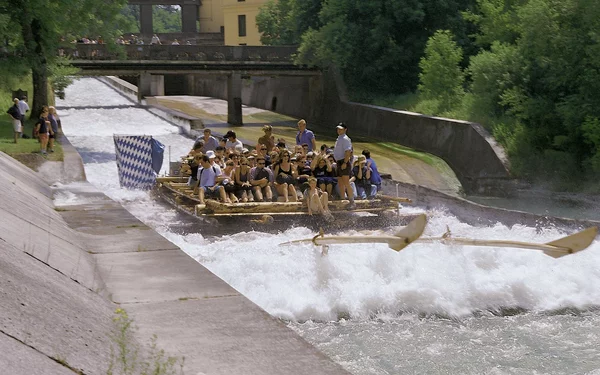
[0,136,349,374]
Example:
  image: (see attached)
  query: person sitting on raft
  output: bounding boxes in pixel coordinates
[304,177,332,219]
[250,156,274,202]
[194,155,227,204]
[273,149,298,202]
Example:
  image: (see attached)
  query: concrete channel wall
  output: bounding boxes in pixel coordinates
[179,70,511,196]
[0,136,349,374]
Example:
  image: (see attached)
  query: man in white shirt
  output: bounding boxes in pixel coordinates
[17,96,29,132]
[224,131,244,153]
[194,154,226,204]
[333,122,355,209]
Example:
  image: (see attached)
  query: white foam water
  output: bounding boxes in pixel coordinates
[57,77,600,374]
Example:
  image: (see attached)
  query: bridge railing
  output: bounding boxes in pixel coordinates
[61,44,298,62]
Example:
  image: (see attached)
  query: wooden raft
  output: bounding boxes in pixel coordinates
[159,181,411,216]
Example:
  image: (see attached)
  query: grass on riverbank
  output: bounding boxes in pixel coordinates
[0,114,64,167]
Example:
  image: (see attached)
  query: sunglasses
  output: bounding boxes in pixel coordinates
[226,163,234,166]
[261,148,267,150]
[241,163,248,166]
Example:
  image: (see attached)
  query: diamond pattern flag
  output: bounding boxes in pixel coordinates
[113,135,158,190]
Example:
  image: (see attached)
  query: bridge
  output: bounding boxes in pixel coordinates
[66,44,319,125]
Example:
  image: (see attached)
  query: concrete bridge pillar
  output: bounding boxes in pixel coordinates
[227,72,243,126]
[138,73,165,100]
[140,4,153,35]
[181,4,198,33]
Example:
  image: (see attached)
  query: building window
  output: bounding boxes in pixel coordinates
[238,15,246,37]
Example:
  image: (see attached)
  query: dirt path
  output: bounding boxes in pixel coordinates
[155,96,461,196]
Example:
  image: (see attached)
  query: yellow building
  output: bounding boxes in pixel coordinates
[199,0,269,45]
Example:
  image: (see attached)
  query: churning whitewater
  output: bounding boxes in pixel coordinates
[55,77,600,374]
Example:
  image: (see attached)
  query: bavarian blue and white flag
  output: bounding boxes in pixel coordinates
[114,135,160,190]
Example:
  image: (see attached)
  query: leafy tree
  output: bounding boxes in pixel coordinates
[257,0,321,46]
[0,0,129,117]
[295,0,476,93]
[153,5,182,33]
[417,30,465,113]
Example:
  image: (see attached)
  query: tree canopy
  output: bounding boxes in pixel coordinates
[257,0,600,186]
[0,0,129,116]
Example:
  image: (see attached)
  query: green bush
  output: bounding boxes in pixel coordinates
[418,30,465,114]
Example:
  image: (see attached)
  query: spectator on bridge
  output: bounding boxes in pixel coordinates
[296,119,316,152]
[151,34,162,45]
[258,124,275,152]
[171,39,180,45]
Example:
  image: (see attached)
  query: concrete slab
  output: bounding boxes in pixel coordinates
[126,298,350,375]
[0,152,53,201]
[0,240,118,375]
[82,229,180,254]
[0,333,74,375]
[94,250,239,303]
[59,206,148,234]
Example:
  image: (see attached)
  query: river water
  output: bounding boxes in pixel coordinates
[56,78,600,375]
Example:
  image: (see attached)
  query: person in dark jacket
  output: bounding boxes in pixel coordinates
[7,98,22,143]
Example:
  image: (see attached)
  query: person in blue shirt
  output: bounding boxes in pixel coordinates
[362,149,382,191]
[296,119,316,152]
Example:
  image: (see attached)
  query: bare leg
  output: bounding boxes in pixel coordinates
[49,138,54,151]
[288,185,297,202]
[326,184,333,199]
[320,192,330,212]
[264,186,273,201]
[199,189,205,204]
[219,187,228,202]
[279,183,289,202]
[253,186,264,202]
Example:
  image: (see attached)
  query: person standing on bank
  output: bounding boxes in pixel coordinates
[296,119,316,152]
[7,98,22,143]
[48,106,59,152]
[35,106,53,155]
[17,96,29,134]
[333,122,355,209]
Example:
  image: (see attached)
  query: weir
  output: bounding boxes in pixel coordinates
[4,77,599,374]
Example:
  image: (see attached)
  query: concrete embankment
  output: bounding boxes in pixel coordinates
[0,136,349,374]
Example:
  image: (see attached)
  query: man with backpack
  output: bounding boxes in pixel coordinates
[7,98,22,143]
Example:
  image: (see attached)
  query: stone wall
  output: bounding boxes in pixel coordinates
[181,69,512,196]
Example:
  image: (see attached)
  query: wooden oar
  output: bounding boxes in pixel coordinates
[280,214,427,252]
[418,226,598,258]
[280,216,598,258]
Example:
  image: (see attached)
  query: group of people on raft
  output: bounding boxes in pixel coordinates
[180,120,382,217]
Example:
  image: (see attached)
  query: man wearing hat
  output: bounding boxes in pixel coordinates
[225,130,244,153]
[333,122,355,209]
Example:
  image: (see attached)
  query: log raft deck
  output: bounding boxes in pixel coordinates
[155,176,413,222]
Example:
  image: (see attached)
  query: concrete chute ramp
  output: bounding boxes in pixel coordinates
[0,148,349,374]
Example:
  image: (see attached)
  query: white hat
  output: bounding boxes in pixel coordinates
[205,150,216,159]
[242,148,249,153]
